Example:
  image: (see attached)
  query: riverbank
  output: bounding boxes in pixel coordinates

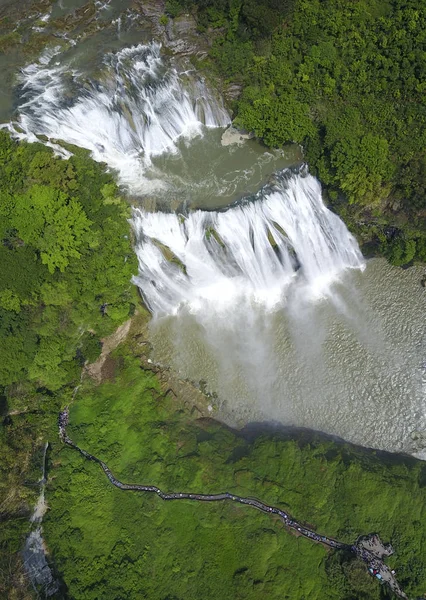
[3,288,424,598]
[39,320,426,599]
[58,406,409,598]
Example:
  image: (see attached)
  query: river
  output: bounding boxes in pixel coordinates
[1,0,425,456]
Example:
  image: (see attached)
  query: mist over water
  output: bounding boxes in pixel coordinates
[134,170,425,454]
[7,40,426,455]
[149,258,425,454]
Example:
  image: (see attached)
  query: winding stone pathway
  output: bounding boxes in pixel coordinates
[58,409,407,598]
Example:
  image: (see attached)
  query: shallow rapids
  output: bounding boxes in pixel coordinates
[8,42,230,194]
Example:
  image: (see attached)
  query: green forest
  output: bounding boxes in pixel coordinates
[0,131,137,598]
[167,0,426,265]
[0,131,137,390]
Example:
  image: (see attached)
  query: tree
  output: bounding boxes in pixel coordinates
[0,133,137,389]
[11,185,91,273]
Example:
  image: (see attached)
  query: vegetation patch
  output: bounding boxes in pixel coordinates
[205,226,225,248]
[169,0,426,265]
[0,132,137,598]
[152,238,187,273]
[42,341,426,599]
[0,31,21,53]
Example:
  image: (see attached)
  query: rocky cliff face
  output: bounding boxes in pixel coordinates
[132,0,209,56]
[132,0,241,103]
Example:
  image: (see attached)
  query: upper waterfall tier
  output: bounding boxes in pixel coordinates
[9,43,230,194]
[133,170,365,316]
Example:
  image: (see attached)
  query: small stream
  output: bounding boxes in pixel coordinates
[22,442,60,597]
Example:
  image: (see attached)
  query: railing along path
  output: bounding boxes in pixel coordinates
[58,409,407,598]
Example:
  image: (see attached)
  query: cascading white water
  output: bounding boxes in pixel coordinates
[133,170,365,316]
[4,40,424,454]
[8,42,230,194]
[133,169,425,454]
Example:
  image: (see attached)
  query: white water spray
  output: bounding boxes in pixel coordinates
[5,41,424,453]
[8,42,229,194]
[133,170,365,316]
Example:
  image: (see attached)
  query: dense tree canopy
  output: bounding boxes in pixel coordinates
[169,0,426,264]
[0,131,137,391]
[0,131,139,597]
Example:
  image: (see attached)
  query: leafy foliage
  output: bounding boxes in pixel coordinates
[44,343,426,599]
[0,131,137,391]
[0,132,138,597]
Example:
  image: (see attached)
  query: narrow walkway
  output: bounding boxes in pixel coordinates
[58,409,407,598]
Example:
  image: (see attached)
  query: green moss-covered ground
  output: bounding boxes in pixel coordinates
[44,341,426,599]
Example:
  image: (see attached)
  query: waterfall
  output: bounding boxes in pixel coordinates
[4,37,423,454]
[133,170,365,316]
[8,42,230,194]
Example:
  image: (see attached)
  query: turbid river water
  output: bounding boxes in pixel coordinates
[1,0,425,456]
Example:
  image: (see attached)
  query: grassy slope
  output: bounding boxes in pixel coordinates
[44,342,426,599]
